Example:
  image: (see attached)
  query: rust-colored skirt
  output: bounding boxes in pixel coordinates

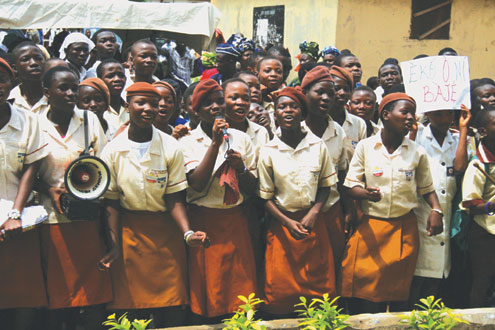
[340,211,419,302]
[0,229,47,309]
[108,210,188,309]
[40,222,113,309]
[264,209,336,315]
[188,205,257,317]
[323,201,346,271]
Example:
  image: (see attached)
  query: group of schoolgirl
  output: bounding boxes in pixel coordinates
[1,35,495,330]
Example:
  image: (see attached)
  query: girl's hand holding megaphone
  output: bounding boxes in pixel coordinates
[48,186,68,214]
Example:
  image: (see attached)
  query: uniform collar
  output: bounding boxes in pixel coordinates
[9,84,48,110]
[372,132,409,151]
[112,126,162,157]
[477,142,495,164]
[424,124,455,147]
[246,119,261,138]
[42,108,84,142]
[0,104,22,132]
[275,126,321,152]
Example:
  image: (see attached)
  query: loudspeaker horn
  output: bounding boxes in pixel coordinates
[64,155,110,200]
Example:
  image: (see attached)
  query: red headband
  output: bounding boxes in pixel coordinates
[301,66,334,90]
[192,79,222,112]
[126,82,160,99]
[275,87,309,118]
[80,77,110,108]
[378,92,416,116]
[0,57,14,79]
[152,81,177,103]
[330,66,354,90]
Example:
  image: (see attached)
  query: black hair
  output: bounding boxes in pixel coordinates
[266,45,291,58]
[340,49,352,55]
[333,53,357,67]
[12,41,44,59]
[96,58,123,78]
[183,81,199,100]
[384,83,405,96]
[91,29,116,44]
[162,78,182,100]
[42,66,78,88]
[352,85,377,100]
[130,39,157,55]
[256,55,282,72]
[221,78,250,93]
[315,62,332,69]
[475,106,495,129]
[438,47,457,56]
[247,51,266,70]
[472,78,495,91]
[383,57,399,65]
[413,54,428,60]
[366,76,379,90]
[233,70,258,79]
[378,62,402,77]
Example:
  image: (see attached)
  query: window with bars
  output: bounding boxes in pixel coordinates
[410,0,452,40]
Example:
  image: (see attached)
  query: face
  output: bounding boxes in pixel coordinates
[481,112,495,141]
[305,81,335,117]
[131,43,158,76]
[216,53,237,77]
[183,95,199,125]
[248,103,270,127]
[0,71,13,105]
[239,73,261,104]
[426,110,454,133]
[154,86,175,125]
[475,85,495,109]
[383,100,416,136]
[275,96,302,130]
[66,42,89,67]
[224,81,250,124]
[14,46,45,82]
[95,32,118,60]
[128,95,159,129]
[77,85,107,117]
[340,56,362,84]
[379,64,402,91]
[322,54,336,66]
[333,76,351,106]
[258,59,283,91]
[101,63,126,96]
[195,90,225,124]
[349,90,376,121]
[274,55,292,82]
[240,50,253,70]
[299,53,316,66]
[44,71,79,111]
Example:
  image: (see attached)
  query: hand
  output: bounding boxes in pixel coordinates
[186,231,210,247]
[300,209,318,232]
[426,210,444,236]
[97,246,119,271]
[344,209,357,236]
[212,117,229,146]
[172,124,190,140]
[225,149,245,172]
[0,218,22,242]
[459,104,472,130]
[284,218,309,240]
[409,121,418,141]
[365,187,382,202]
[48,186,67,214]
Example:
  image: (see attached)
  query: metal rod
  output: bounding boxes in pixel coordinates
[474,162,495,185]
[418,19,451,40]
[413,0,451,18]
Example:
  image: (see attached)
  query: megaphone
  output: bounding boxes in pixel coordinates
[64,155,110,200]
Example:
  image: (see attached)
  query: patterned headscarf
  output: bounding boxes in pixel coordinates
[299,41,320,61]
[227,34,256,54]
[216,43,241,59]
[320,46,340,58]
[201,52,216,68]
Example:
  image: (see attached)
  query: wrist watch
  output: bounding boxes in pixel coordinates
[431,208,444,217]
[7,209,21,220]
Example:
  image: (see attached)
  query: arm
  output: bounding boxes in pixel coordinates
[300,186,330,231]
[98,199,120,270]
[337,170,357,235]
[454,105,472,173]
[422,191,443,236]
[265,199,309,240]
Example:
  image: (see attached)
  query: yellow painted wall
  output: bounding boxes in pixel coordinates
[211,0,339,80]
[336,0,495,82]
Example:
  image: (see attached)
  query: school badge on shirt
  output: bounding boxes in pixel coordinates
[372,167,383,177]
[399,168,414,181]
[446,166,455,177]
[17,152,25,163]
[146,169,167,188]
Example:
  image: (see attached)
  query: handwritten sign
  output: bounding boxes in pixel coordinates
[401,56,470,113]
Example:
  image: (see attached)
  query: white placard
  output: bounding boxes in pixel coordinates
[401,56,471,113]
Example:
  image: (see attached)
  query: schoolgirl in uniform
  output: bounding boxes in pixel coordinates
[180,79,258,322]
[258,56,284,132]
[37,66,111,329]
[151,81,176,136]
[349,86,380,137]
[341,93,443,314]
[96,59,128,126]
[300,66,352,269]
[258,87,337,315]
[100,82,207,327]
[0,58,48,329]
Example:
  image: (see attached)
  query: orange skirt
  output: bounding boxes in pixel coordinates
[108,210,188,309]
[340,211,419,302]
[40,222,113,309]
[0,229,47,309]
[323,202,345,271]
[264,209,336,315]
[188,205,257,317]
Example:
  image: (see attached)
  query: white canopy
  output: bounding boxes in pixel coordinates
[0,0,221,51]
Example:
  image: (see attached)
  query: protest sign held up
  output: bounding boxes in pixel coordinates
[401,56,471,113]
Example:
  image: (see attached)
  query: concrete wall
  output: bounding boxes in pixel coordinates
[335,0,495,82]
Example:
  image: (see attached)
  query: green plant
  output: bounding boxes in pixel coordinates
[103,313,152,330]
[222,293,266,330]
[295,294,350,330]
[400,296,469,330]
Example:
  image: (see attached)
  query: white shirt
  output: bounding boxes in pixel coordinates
[8,85,49,115]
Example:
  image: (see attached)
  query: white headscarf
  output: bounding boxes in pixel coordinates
[59,32,95,61]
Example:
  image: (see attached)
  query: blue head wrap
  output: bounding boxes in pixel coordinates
[216,43,241,59]
[321,46,341,58]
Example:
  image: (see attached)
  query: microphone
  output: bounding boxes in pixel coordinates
[215,115,229,143]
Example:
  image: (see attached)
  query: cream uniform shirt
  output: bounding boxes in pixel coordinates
[180,125,257,209]
[9,85,49,115]
[344,133,435,218]
[414,125,471,278]
[340,111,367,161]
[0,105,48,200]
[39,109,107,224]
[101,126,188,211]
[244,120,270,160]
[302,119,347,210]
[258,128,337,212]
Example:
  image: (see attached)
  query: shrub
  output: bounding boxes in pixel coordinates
[102,313,151,330]
[295,294,350,330]
[222,293,266,330]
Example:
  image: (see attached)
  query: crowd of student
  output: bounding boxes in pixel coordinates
[1,28,495,330]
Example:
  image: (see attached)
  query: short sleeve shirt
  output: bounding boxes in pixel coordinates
[340,111,367,161]
[9,85,49,115]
